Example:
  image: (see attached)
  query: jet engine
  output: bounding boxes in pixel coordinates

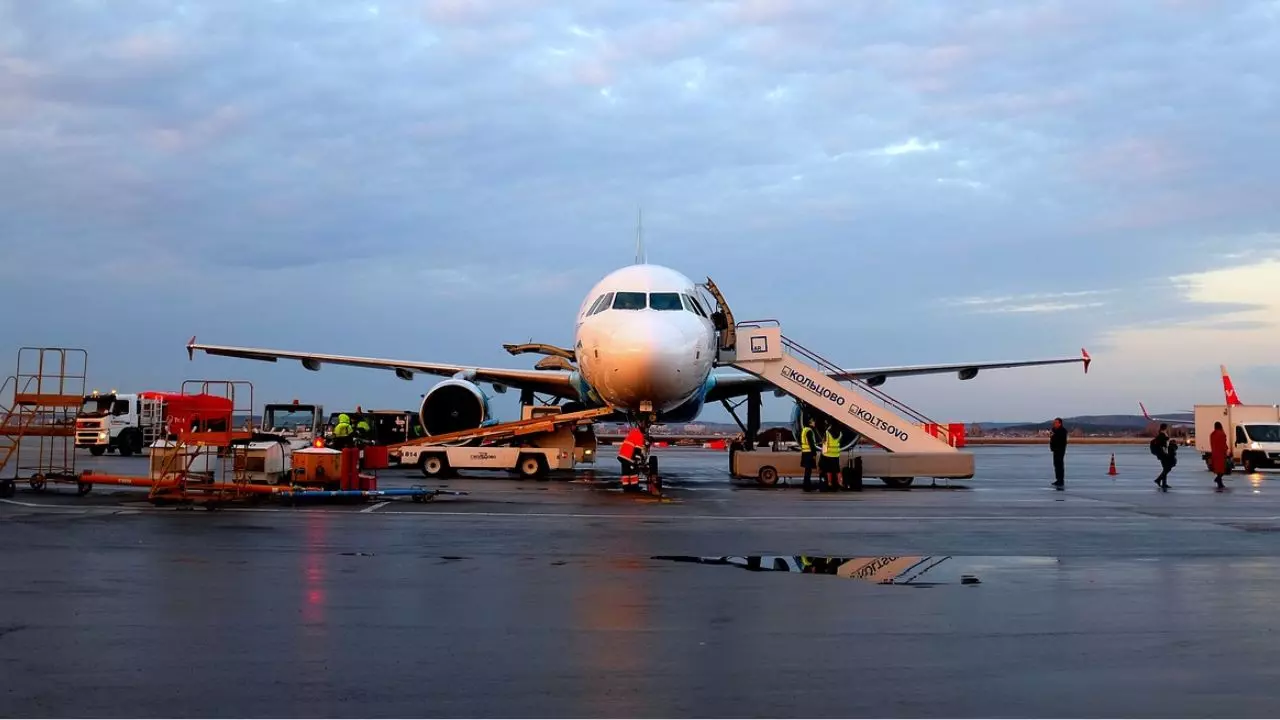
[418,379,491,443]
[790,403,861,452]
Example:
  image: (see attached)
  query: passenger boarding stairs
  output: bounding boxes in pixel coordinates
[720,321,957,454]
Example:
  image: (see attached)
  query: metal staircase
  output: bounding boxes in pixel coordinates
[0,348,89,496]
[723,321,958,454]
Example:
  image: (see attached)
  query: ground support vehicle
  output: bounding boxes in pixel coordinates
[697,279,978,490]
[74,389,167,456]
[1194,404,1280,472]
[390,405,613,479]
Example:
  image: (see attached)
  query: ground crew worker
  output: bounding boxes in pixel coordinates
[355,415,372,440]
[331,413,353,448]
[799,417,818,492]
[820,422,844,491]
[617,427,645,492]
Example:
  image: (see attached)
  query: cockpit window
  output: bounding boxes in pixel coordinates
[649,292,683,311]
[683,294,708,317]
[612,292,647,310]
[587,292,613,316]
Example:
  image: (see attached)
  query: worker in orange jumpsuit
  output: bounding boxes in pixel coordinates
[617,427,645,492]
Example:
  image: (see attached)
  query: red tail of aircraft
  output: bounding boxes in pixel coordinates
[1221,364,1241,406]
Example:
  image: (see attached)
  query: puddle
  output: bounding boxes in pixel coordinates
[654,555,1059,585]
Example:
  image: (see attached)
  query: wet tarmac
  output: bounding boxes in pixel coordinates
[4,444,1280,717]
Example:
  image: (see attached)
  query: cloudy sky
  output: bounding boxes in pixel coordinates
[2,0,1278,423]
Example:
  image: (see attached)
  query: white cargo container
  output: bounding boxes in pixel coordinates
[1193,404,1280,472]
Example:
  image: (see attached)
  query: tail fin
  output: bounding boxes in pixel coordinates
[1221,365,1241,405]
[1139,401,1152,420]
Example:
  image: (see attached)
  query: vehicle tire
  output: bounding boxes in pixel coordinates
[518,454,545,479]
[76,481,93,496]
[28,474,45,492]
[0,480,14,498]
[419,453,448,478]
[1244,456,1257,473]
[647,455,658,474]
[757,466,778,487]
[882,477,914,489]
[89,446,105,456]
[118,431,137,457]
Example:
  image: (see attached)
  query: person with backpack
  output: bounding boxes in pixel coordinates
[1150,423,1174,490]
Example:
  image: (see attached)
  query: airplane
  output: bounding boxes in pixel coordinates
[186,258,1089,468]
[1139,365,1242,427]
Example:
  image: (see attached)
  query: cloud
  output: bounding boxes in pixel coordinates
[953,290,1116,314]
[1,0,1279,421]
[873,137,942,156]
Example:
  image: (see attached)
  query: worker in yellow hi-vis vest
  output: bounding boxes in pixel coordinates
[820,422,844,492]
[799,416,818,492]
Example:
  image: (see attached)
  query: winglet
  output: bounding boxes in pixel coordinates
[1081,348,1091,374]
[187,335,197,361]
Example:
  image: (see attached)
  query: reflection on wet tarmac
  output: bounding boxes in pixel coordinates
[655,555,1061,585]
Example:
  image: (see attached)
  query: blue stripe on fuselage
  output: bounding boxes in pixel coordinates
[569,370,713,423]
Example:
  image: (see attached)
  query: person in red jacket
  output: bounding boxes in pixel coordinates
[1209,421,1228,490]
[617,427,645,492]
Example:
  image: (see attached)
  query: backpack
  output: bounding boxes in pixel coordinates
[1149,436,1162,456]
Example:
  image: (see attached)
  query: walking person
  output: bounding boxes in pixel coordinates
[799,416,818,492]
[1151,423,1173,490]
[1049,417,1067,489]
[1209,421,1228,490]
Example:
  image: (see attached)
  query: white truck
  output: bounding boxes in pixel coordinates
[75,390,167,457]
[398,404,586,479]
[1194,404,1280,472]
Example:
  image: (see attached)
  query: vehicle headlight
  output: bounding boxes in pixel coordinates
[98,432,107,440]
[1251,442,1260,450]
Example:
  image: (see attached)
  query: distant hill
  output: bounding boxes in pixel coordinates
[972,414,1193,434]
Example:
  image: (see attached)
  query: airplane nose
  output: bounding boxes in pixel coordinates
[600,315,701,407]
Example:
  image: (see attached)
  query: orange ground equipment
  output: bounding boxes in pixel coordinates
[1,347,90,497]
[290,444,377,491]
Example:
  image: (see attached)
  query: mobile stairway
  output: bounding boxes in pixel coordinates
[717,320,974,488]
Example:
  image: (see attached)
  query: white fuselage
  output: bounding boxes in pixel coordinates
[573,264,718,415]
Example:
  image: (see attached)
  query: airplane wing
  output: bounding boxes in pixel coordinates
[185,338,577,398]
[1139,402,1193,426]
[706,350,1091,403]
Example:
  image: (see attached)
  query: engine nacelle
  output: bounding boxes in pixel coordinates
[419,379,491,442]
[790,402,861,452]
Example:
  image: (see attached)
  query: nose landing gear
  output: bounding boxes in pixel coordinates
[624,413,666,498]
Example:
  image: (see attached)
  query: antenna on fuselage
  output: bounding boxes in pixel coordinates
[634,207,646,265]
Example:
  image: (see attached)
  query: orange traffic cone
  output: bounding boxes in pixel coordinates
[1108,453,1117,476]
